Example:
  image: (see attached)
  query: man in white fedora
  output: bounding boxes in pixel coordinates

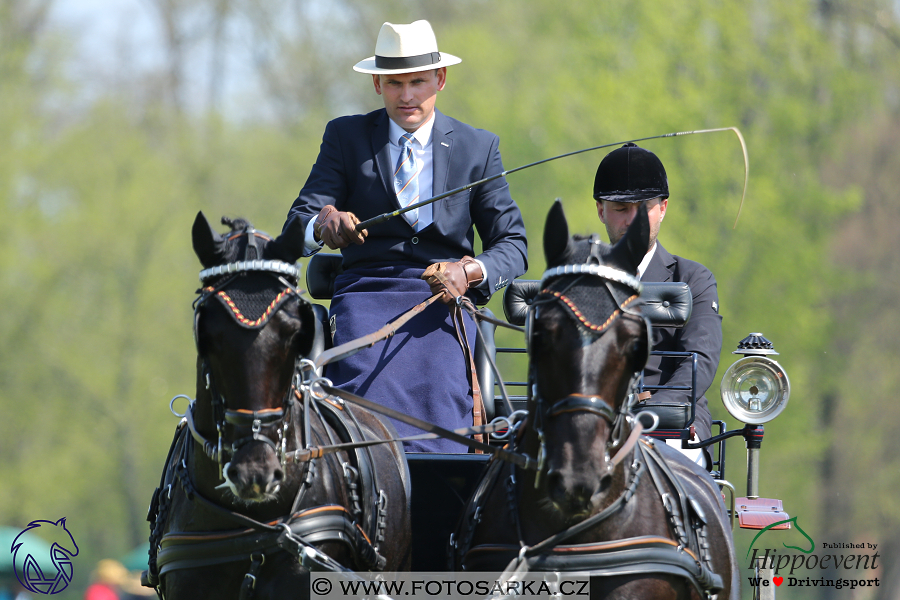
[279,20,527,453]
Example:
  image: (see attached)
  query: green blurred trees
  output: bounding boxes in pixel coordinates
[2,0,899,597]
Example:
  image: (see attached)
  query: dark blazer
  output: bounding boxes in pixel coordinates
[283,108,528,303]
[641,242,722,441]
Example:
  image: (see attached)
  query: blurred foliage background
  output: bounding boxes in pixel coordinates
[1,0,899,597]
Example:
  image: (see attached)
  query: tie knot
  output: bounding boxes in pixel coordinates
[400,133,415,149]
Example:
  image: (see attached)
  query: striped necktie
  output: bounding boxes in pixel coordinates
[394,132,421,230]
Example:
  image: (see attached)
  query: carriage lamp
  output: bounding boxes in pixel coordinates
[720,333,790,500]
[720,333,790,424]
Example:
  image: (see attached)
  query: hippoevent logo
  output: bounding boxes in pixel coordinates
[746,517,880,591]
[10,518,79,594]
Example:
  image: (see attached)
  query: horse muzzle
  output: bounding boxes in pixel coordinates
[221,443,286,502]
[545,466,612,519]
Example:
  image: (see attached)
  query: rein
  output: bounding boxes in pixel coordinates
[312,293,444,371]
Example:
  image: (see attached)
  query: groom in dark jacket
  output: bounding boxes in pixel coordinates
[594,143,722,459]
[280,20,527,452]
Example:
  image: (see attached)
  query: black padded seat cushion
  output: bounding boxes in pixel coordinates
[502,280,542,326]
[502,280,693,328]
[640,282,692,328]
[635,402,691,430]
[306,253,344,300]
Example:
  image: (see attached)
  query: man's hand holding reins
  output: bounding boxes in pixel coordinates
[314,205,368,249]
[422,257,483,304]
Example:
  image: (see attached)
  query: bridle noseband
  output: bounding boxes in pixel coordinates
[544,394,617,423]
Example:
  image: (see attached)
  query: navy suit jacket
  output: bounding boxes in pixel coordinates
[283,108,528,303]
[641,242,722,440]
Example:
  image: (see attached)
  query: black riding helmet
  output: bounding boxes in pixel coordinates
[593,142,669,203]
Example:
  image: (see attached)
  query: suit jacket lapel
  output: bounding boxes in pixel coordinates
[642,242,676,282]
[371,110,398,209]
[431,110,453,224]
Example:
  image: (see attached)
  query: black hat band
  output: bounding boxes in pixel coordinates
[375,52,442,70]
[593,189,668,203]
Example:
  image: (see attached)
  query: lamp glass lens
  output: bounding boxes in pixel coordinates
[734,367,777,412]
[720,356,790,423]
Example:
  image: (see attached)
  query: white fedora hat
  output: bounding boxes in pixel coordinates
[353,20,461,75]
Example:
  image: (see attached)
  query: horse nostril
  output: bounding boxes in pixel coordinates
[545,469,560,489]
[272,468,284,483]
[226,464,238,481]
[597,473,612,495]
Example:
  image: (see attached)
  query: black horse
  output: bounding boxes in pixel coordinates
[452,201,738,599]
[144,213,411,599]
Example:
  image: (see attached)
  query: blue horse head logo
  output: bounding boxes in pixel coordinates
[11,518,79,594]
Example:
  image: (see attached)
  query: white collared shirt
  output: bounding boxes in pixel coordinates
[637,242,657,279]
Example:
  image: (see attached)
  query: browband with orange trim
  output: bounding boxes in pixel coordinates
[216,288,293,328]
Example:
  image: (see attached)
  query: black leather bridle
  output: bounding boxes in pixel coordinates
[188,227,305,482]
[526,236,651,482]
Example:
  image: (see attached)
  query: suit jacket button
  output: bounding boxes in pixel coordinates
[411,237,419,244]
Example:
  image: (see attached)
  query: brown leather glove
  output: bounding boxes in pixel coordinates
[314,205,368,249]
[422,257,484,304]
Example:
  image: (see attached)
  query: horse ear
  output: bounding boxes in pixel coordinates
[543,199,573,267]
[192,211,227,268]
[268,217,306,263]
[608,202,650,274]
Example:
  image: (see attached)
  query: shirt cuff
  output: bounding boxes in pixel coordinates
[303,217,325,257]
[472,258,489,291]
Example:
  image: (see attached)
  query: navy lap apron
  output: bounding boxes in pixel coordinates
[324,264,475,453]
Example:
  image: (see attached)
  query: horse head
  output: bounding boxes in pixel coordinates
[531,200,650,519]
[191,212,316,503]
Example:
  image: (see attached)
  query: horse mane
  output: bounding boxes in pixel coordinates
[216,216,279,264]
[221,216,254,232]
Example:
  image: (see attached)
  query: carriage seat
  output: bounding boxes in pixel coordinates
[306,253,344,300]
[502,279,693,328]
[302,253,344,365]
